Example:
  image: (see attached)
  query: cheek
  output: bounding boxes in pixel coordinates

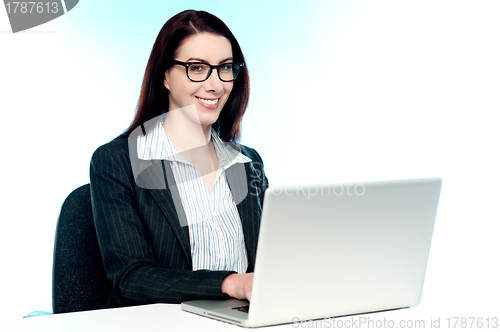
[224,83,234,97]
[170,82,196,101]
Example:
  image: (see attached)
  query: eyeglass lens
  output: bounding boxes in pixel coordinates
[187,63,241,82]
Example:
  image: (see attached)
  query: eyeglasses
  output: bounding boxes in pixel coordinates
[173,60,244,82]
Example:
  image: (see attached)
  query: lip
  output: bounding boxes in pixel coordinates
[196,97,220,110]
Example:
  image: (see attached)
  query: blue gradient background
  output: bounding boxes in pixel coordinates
[1,0,499,322]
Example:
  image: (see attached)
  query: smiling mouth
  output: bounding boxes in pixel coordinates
[196,97,219,105]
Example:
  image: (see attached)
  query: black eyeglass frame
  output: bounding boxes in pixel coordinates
[172,60,244,82]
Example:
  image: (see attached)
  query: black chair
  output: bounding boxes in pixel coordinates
[52,184,111,313]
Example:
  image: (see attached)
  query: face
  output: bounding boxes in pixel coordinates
[164,33,234,128]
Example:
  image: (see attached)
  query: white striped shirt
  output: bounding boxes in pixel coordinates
[136,116,251,273]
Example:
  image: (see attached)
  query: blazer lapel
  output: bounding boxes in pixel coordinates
[139,158,261,273]
[226,162,261,272]
[138,160,192,268]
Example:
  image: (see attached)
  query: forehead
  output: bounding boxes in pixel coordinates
[175,33,233,62]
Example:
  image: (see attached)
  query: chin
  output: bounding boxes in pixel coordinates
[196,109,223,125]
[200,118,220,127]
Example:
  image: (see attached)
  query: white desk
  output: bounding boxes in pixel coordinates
[0,303,459,331]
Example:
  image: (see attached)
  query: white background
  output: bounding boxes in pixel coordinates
[0,0,498,324]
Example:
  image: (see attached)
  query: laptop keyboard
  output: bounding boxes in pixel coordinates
[231,305,249,313]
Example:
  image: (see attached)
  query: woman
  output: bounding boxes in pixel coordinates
[90,10,268,308]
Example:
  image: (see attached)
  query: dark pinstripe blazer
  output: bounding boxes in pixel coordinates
[90,137,268,307]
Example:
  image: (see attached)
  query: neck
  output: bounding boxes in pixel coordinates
[163,106,211,153]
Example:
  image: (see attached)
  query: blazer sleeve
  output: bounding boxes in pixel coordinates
[90,140,235,307]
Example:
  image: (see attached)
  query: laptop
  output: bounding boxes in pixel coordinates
[182,177,442,327]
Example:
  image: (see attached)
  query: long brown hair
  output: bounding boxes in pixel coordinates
[119,10,250,142]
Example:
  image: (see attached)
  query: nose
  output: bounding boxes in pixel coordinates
[204,68,223,93]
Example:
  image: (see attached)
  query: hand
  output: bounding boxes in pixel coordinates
[221,273,254,301]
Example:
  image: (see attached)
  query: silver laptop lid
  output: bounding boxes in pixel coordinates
[248,178,441,327]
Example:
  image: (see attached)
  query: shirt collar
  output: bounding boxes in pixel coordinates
[137,116,251,169]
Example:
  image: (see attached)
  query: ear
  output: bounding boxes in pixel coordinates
[163,71,170,90]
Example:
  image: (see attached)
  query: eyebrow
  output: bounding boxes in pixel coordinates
[186,57,234,64]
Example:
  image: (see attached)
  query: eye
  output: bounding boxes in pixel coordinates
[189,63,208,73]
[219,63,233,73]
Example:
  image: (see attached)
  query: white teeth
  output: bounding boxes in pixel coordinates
[198,97,218,105]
